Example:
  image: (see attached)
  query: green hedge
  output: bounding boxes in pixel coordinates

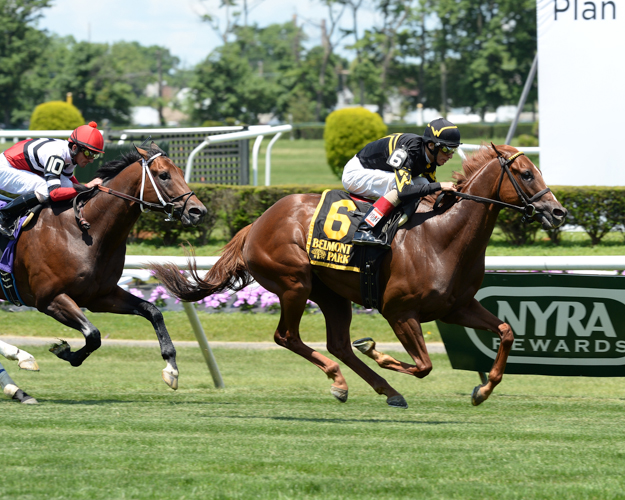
[130,184,338,244]
[496,186,625,246]
[132,184,625,248]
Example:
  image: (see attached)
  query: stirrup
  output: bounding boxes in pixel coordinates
[353,230,390,249]
[0,221,15,239]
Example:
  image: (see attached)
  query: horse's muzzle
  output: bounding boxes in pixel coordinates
[535,203,568,230]
[179,202,207,227]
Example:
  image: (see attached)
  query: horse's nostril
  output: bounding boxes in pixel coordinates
[553,209,567,218]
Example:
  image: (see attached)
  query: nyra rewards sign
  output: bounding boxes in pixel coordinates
[437,273,625,376]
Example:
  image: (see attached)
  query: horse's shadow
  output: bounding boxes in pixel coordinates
[210,414,465,426]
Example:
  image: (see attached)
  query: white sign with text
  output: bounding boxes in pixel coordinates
[537,0,625,186]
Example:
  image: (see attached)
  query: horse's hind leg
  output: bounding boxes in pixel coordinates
[310,277,407,408]
[0,339,39,371]
[87,287,178,390]
[44,294,102,367]
[0,362,38,404]
[253,270,349,402]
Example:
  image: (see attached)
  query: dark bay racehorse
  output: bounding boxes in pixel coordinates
[0,144,206,390]
[152,144,566,406]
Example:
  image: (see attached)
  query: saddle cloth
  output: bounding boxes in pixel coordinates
[306,189,372,273]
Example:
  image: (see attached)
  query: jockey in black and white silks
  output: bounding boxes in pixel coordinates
[342,117,461,247]
[0,121,105,238]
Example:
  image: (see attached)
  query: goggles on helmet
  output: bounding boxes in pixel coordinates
[439,145,457,154]
[81,148,101,159]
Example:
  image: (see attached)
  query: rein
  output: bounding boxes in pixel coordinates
[434,145,551,222]
[73,153,194,229]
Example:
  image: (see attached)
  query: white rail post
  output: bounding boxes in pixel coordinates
[265,132,282,186]
[182,302,225,388]
[251,135,264,186]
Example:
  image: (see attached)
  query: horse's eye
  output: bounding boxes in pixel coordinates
[159,172,170,181]
[521,171,533,181]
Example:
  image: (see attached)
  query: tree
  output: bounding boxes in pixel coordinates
[0,0,51,127]
[190,42,278,124]
[427,0,537,118]
[41,39,134,125]
[312,0,347,121]
[110,41,180,125]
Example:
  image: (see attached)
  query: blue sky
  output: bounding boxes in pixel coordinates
[37,0,376,68]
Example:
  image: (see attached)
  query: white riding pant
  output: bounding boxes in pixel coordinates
[0,153,63,201]
[341,155,428,199]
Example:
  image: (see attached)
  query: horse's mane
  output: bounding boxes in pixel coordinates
[95,144,168,181]
[421,143,517,207]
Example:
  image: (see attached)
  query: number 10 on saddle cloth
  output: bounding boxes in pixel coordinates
[306,189,372,272]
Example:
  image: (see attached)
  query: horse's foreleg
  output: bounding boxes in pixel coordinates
[310,279,407,408]
[441,299,514,406]
[43,294,101,367]
[87,287,178,390]
[0,339,39,371]
[0,361,38,404]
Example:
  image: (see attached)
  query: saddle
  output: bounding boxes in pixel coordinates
[307,189,419,310]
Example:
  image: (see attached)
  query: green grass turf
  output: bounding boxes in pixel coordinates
[2,345,625,499]
[0,310,441,344]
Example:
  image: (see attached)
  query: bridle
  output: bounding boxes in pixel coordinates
[73,153,194,229]
[434,144,551,223]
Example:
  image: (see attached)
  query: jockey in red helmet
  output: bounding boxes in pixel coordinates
[0,121,105,238]
[342,117,461,248]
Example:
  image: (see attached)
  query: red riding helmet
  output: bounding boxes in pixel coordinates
[69,121,105,153]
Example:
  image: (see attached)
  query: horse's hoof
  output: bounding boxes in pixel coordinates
[49,339,70,357]
[387,395,408,408]
[330,386,348,403]
[18,358,40,372]
[162,368,179,390]
[353,337,376,354]
[471,385,486,406]
[12,389,38,405]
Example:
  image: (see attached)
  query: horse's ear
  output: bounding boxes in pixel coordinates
[490,142,504,157]
[133,144,148,159]
[150,141,166,155]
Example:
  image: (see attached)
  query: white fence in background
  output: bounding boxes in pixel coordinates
[184,124,292,186]
[121,255,625,386]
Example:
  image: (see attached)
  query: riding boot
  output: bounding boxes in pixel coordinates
[353,206,390,248]
[0,192,40,238]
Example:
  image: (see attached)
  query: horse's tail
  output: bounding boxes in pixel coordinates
[150,224,253,303]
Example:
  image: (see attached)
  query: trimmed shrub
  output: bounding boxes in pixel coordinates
[324,107,387,179]
[517,134,539,147]
[29,101,85,131]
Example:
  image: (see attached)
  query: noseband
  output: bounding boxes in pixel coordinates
[435,144,551,222]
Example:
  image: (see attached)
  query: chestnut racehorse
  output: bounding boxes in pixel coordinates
[0,144,206,390]
[152,144,566,406]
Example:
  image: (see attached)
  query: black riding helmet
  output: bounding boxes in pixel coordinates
[423,118,461,147]
[423,118,461,166]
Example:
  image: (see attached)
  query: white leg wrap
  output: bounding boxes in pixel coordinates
[0,366,17,395]
[0,340,19,360]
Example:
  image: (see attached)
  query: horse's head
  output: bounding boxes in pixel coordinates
[134,144,207,226]
[489,144,567,230]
